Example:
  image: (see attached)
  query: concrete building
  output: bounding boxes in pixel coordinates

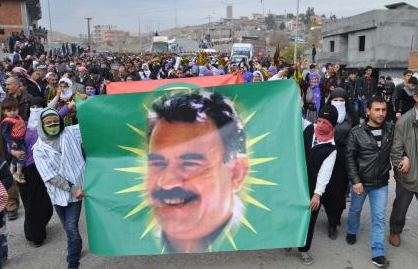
[226,5,233,20]
[310,15,330,25]
[285,20,305,32]
[316,2,418,77]
[0,0,41,38]
[92,25,117,44]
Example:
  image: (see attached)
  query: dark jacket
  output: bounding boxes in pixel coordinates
[394,85,416,115]
[344,79,360,101]
[357,76,377,100]
[345,122,394,188]
[391,107,418,192]
[15,90,31,121]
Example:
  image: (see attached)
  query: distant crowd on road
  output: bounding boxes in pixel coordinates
[0,37,417,269]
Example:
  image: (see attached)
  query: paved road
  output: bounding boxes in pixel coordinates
[5,178,418,269]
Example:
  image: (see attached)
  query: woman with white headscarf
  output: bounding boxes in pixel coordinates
[48,78,78,126]
[252,70,264,82]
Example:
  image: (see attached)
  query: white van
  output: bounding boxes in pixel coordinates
[231,43,254,61]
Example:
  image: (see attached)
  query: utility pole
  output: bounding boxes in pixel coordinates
[85,17,92,52]
[293,0,300,64]
[47,0,53,48]
[138,17,142,52]
[205,15,212,35]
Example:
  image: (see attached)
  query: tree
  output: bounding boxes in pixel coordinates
[265,14,277,30]
[281,44,306,64]
[304,7,315,24]
[279,22,286,31]
[286,13,295,20]
[269,32,289,48]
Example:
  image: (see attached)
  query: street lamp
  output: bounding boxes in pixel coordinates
[47,0,53,48]
[293,0,300,63]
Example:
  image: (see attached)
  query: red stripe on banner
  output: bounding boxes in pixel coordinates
[106,74,243,95]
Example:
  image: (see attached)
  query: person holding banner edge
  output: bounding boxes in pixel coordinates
[297,105,337,265]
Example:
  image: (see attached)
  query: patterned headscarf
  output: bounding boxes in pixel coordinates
[12,67,41,91]
[308,72,322,113]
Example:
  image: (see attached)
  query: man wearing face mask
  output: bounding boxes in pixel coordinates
[33,108,85,269]
[345,96,394,268]
[299,105,338,265]
[84,80,97,96]
[322,88,359,240]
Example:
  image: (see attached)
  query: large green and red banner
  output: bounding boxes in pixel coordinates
[77,80,310,256]
[106,74,243,94]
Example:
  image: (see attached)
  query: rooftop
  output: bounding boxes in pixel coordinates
[385,2,417,10]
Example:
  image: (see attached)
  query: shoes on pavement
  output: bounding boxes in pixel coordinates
[328,224,338,240]
[299,251,314,266]
[284,248,292,253]
[372,256,390,268]
[346,233,356,245]
[7,210,18,221]
[33,241,43,248]
[388,233,400,247]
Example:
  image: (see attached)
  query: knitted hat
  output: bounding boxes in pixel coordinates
[40,108,64,136]
[318,105,338,127]
[40,108,60,121]
[30,96,47,108]
[330,88,348,101]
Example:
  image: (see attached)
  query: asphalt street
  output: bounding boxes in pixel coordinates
[5,177,418,269]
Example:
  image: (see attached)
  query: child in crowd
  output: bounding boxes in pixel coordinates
[1,97,27,183]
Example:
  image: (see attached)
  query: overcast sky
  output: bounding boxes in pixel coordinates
[38,0,418,36]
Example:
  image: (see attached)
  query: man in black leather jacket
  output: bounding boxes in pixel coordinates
[345,96,394,268]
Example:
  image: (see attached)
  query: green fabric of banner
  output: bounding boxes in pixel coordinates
[77,80,310,256]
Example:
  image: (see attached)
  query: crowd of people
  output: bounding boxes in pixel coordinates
[0,38,417,269]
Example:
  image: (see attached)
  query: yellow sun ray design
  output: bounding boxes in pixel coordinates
[240,193,272,212]
[245,176,278,186]
[224,230,237,250]
[117,145,146,156]
[114,167,147,174]
[124,199,150,219]
[243,111,256,126]
[115,109,279,250]
[142,104,151,114]
[115,183,147,194]
[246,133,270,149]
[240,215,258,234]
[126,123,146,138]
[249,157,277,166]
[140,216,158,240]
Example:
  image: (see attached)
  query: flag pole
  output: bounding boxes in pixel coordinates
[293,0,300,63]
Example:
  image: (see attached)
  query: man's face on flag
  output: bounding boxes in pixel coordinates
[147,119,247,245]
